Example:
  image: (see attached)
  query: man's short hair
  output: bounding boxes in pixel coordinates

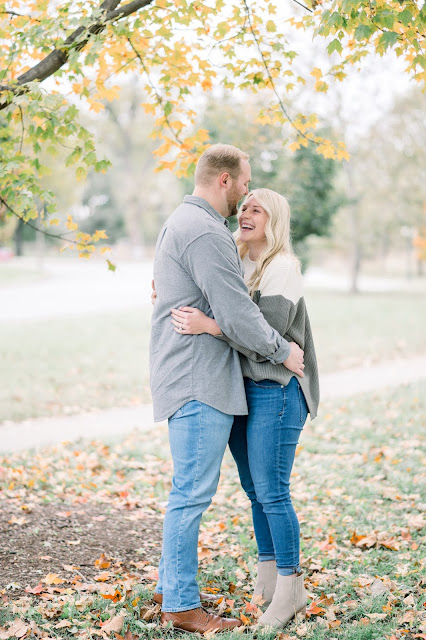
[194,144,249,186]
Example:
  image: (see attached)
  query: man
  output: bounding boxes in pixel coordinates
[150,144,304,633]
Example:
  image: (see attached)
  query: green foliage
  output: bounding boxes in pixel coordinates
[284,144,342,246]
[0,0,423,252]
[197,96,341,261]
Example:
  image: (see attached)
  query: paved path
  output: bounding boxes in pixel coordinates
[2,258,425,322]
[1,355,425,454]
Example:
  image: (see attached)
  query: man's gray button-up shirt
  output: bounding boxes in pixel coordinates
[149,195,291,422]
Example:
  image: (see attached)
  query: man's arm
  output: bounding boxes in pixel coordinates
[181,232,299,367]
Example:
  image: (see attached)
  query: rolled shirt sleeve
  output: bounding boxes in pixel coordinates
[181,232,291,365]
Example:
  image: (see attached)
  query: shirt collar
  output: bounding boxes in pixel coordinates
[184,195,230,228]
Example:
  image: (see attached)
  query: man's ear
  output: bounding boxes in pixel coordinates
[219,172,230,187]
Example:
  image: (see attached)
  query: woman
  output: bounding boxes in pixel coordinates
[170,188,319,630]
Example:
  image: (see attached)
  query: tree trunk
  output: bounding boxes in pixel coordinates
[345,162,361,294]
[14,218,24,256]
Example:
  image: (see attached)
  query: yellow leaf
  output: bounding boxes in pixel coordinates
[49,218,60,226]
[66,215,78,231]
[43,573,64,585]
[288,141,301,152]
[93,229,108,241]
[311,67,322,80]
[87,98,104,113]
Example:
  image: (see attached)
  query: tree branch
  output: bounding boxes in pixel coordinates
[0,10,42,21]
[0,196,79,244]
[243,0,316,146]
[0,0,155,110]
[291,0,313,13]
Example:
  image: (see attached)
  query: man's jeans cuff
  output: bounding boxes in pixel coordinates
[161,601,201,613]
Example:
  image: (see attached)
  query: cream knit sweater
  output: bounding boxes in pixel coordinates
[222,252,319,419]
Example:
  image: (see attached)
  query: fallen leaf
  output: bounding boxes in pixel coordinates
[328,620,341,628]
[295,622,308,636]
[342,600,358,609]
[55,620,72,629]
[366,613,387,621]
[100,613,126,634]
[95,553,111,569]
[8,516,28,526]
[141,605,160,621]
[401,610,417,623]
[7,620,28,638]
[94,572,113,582]
[370,578,389,596]
[407,514,424,530]
[306,601,325,616]
[42,574,64,585]
[356,533,377,548]
[25,583,44,594]
[240,612,250,626]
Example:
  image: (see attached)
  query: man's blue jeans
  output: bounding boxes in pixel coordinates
[156,400,234,612]
[229,376,308,575]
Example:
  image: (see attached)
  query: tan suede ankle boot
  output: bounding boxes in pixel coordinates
[257,572,307,629]
[251,560,277,607]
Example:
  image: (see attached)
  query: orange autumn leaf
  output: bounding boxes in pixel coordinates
[350,531,366,545]
[328,620,342,628]
[101,591,121,602]
[306,601,326,616]
[240,612,251,626]
[94,572,113,582]
[95,553,111,569]
[42,573,64,585]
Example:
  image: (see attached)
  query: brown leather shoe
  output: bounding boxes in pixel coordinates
[153,591,220,606]
[161,607,242,633]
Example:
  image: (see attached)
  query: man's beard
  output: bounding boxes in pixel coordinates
[226,186,241,217]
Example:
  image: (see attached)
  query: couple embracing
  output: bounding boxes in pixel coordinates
[149,144,319,633]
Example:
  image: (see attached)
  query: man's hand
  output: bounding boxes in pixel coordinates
[151,279,157,305]
[283,342,305,377]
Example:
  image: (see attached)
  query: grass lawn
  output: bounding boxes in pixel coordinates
[1,289,426,422]
[0,383,425,639]
[306,289,426,373]
[0,264,47,287]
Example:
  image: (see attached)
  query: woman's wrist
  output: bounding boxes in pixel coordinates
[207,318,223,336]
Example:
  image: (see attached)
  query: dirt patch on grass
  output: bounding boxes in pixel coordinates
[0,501,162,595]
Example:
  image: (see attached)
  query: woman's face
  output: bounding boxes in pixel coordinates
[238,196,269,247]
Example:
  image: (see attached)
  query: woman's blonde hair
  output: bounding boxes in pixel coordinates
[235,188,300,296]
